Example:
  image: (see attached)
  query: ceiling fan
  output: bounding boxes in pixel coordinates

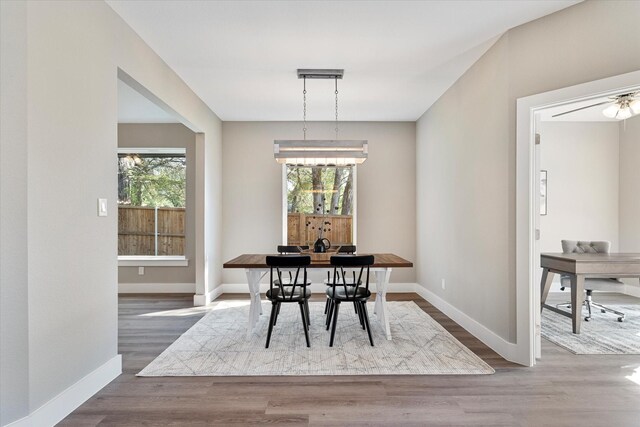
[552,91,640,120]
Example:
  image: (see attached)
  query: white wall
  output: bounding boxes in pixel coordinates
[0,1,222,425]
[416,0,640,346]
[118,123,197,285]
[222,121,416,285]
[539,121,620,253]
[619,115,640,252]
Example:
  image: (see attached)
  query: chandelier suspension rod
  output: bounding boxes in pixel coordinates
[303,76,307,141]
[335,77,339,139]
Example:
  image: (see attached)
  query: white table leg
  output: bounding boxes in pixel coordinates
[245,269,264,338]
[373,268,392,340]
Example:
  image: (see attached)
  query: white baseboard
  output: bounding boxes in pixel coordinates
[413,284,519,364]
[5,355,121,427]
[220,282,418,294]
[118,282,195,293]
[193,285,223,306]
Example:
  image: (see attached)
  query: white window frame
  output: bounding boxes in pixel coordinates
[281,164,357,246]
[117,147,188,266]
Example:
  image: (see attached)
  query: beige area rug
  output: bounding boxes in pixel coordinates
[542,304,640,354]
[138,301,494,376]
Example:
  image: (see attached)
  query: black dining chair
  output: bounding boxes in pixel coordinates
[337,245,356,254]
[325,254,375,347]
[265,255,312,348]
[277,245,309,254]
[323,245,357,314]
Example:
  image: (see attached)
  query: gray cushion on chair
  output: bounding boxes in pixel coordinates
[561,240,610,254]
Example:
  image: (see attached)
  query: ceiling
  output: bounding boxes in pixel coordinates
[108,0,580,122]
[118,79,180,123]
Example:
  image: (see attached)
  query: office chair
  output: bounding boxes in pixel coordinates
[558,240,625,322]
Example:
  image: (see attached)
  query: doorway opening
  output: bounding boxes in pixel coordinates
[515,70,640,366]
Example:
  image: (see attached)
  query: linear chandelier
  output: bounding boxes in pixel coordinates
[273,69,368,166]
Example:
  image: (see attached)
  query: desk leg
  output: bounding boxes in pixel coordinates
[540,268,555,311]
[570,274,585,334]
[245,269,263,338]
[374,269,392,340]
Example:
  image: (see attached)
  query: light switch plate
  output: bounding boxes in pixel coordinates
[98,198,107,216]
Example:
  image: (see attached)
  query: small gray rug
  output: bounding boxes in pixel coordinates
[542,305,640,354]
[138,301,494,376]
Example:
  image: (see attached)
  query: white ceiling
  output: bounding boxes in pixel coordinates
[108,0,580,121]
[118,79,180,123]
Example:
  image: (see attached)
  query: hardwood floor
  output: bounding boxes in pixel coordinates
[59,293,640,426]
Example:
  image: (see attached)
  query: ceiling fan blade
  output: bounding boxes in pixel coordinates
[551,100,612,118]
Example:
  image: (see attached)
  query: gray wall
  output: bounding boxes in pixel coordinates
[0,1,222,424]
[539,121,620,253]
[222,121,416,284]
[416,0,640,343]
[1,1,29,423]
[118,123,196,285]
[619,115,640,252]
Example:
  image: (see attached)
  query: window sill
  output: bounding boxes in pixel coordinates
[118,256,189,267]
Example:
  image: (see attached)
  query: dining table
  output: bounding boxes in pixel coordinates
[223,252,413,340]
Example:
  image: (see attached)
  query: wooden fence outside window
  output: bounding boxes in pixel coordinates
[118,205,185,256]
[287,213,353,247]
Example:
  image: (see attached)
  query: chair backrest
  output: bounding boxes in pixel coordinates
[266,255,310,300]
[561,240,610,254]
[277,245,309,254]
[329,255,374,298]
[338,245,356,254]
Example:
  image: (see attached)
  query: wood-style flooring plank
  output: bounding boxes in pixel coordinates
[59,292,640,426]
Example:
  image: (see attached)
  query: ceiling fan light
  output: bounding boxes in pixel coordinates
[616,106,633,120]
[602,104,619,118]
[630,99,640,114]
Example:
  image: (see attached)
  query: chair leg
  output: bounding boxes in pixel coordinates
[361,301,374,347]
[356,301,365,329]
[354,301,359,315]
[304,299,311,327]
[274,301,281,325]
[265,302,278,348]
[584,290,591,322]
[329,301,341,347]
[326,299,335,330]
[299,302,310,347]
[324,297,329,314]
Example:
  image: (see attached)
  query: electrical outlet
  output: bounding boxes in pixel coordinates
[441,278,446,290]
[138,266,145,275]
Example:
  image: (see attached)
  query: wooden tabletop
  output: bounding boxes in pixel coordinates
[223,253,413,269]
[541,252,640,275]
[541,252,640,262]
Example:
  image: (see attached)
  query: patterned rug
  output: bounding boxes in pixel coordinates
[542,304,640,354]
[138,301,494,376]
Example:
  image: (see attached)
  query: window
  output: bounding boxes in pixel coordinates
[285,165,355,246]
[117,148,186,257]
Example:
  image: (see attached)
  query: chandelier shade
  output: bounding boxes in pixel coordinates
[274,140,368,166]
